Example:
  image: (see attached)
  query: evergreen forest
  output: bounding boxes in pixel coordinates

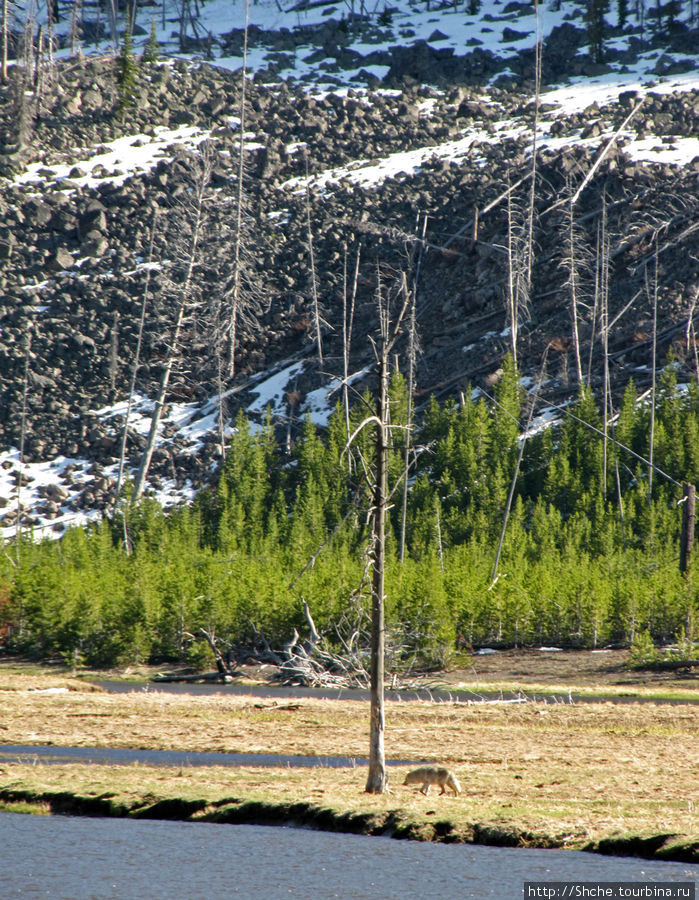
[2,356,698,670]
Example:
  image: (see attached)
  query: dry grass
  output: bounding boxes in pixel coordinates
[0,675,696,849]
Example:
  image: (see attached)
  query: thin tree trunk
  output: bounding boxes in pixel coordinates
[506,189,518,366]
[35,25,43,99]
[133,192,205,500]
[526,0,541,289]
[16,327,32,562]
[399,215,425,563]
[132,299,186,500]
[226,0,249,379]
[343,242,360,453]
[305,166,323,368]
[216,354,227,463]
[568,99,645,210]
[114,213,156,548]
[686,289,699,390]
[586,221,601,386]
[70,0,82,56]
[568,195,584,385]
[601,197,609,501]
[1,0,10,85]
[365,333,388,794]
[399,282,416,564]
[107,0,118,50]
[680,482,695,575]
[343,268,409,795]
[648,241,658,501]
[109,310,119,400]
[435,498,444,572]
[610,379,626,547]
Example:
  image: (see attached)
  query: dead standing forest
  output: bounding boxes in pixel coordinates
[0,0,698,670]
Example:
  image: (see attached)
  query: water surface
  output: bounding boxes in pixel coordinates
[0,813,695,900]
[0,743,416,769]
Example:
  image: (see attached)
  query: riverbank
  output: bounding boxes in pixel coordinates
[0,766,695,864]
[0,669,696,863]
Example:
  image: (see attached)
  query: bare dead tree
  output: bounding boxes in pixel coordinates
[562,180,593,386]
[15,325,33,563]
[399,215,426,563]
[113,211,157,550]
[505,188,530,367]
[226,0,249,379]
[600,193,610,501]
[34,25,45,111]
[21,2,36,80]
[108,310,119,400]
[686,285,699,390]
[106,0,118,50]
[647,239,658,501]
[1,0,11,83]
[525,0,542,288]
[608,362,626,546]
[5,13,37,156]
[304,158,326,369]
[46,4,54,68]
[342,241,361,453]
[587,220,602,386]
[69,0,82,56]
[133,154,213,500]
[343,264,411,795]
[543,99,646,218]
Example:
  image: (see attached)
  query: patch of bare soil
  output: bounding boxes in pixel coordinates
[437,648,698,693]
[1,650,696,696]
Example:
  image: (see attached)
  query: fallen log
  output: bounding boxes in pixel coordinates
[641,658,699,672]
[152,671,241,683]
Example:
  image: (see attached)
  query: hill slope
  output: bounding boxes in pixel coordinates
[0,0,698,537]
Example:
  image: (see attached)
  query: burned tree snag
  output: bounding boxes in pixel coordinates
[365,336,389,795]
[680,482,695,575]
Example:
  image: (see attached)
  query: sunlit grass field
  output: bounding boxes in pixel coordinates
[0,671,696,856]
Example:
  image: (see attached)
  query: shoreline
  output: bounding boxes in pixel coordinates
[0,785,696,864]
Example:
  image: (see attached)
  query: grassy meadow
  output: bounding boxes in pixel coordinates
[0,670,696,860]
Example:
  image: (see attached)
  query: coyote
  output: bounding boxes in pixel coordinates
[403,766,461,796]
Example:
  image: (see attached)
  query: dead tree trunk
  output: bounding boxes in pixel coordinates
[648,243,658,500]
[399,217,425,563]
[133,158,209,500]
[342,243,360,456]
[525,0,541,288]
[16,326,32,562]
[680,482,695,576]
[132,296,188,500]
[226,0,249,379]
[305,169,324,369]
[341,271,409,793]
[114,213,157,548]
[567,195,584,385]
[365,334,389,794]
[1,0,10,85]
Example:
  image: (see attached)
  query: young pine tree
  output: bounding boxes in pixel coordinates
[142,17,159,64]
[117,11,137,118]
[585,0,609,62]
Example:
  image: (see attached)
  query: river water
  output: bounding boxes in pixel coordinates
[0,742,421,769]
[0,813,695,900]
[96,679,697,704]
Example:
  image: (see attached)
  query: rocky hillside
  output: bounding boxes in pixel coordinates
[0,0,698,536]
